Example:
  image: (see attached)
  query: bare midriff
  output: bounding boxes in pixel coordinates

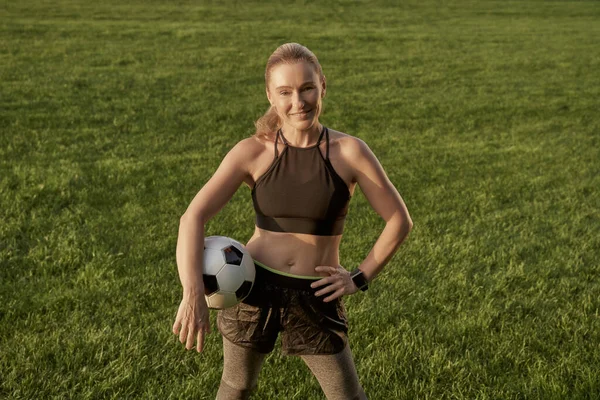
[245,226,342,278]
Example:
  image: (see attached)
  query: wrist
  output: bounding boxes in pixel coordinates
[183,284,205,297]
[350,268,369,292]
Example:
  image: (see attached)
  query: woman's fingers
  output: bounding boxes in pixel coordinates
[173,303,185,334]
[315,265,338,274]
[177,319,210,352]
[312,265,342,288]
[196,329,205,353]
[186,323,197,350]
[310,276,332,289]
[185,321,213,352]
[179,322,188,344]
[323,288,345,302]
[312,265,358,301]
[196,319,213,352]
[314,281,340,296]
[173,296,211,351]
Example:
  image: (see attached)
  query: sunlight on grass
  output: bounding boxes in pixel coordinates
[1,0,599,398]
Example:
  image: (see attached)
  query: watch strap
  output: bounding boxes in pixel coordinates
[350,268,369,291]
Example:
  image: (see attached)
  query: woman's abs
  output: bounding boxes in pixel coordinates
[245,226,342,277]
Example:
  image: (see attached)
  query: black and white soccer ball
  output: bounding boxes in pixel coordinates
[203,236,255,309]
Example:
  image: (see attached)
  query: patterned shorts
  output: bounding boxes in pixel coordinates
[217,261,348,356]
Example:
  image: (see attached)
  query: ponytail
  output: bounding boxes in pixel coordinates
[254,105,281,140]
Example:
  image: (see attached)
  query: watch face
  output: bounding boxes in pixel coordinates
[351,270,368,290]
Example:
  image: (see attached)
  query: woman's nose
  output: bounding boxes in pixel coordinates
[292,91,305,109]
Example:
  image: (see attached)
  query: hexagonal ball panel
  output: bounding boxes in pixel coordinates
[240,255,256,282]
[203,248,225,276]
[216,264,245,293]
[204,236,232,250]
[206,291,237,310]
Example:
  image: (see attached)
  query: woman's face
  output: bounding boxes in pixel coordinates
[267,61,325,132]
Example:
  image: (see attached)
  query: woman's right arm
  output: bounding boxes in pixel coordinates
[172,138,255,353]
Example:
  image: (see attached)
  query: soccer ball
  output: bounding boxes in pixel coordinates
[203,236,255,309]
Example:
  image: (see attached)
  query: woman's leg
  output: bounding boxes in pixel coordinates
[299,344,367,400]
[216,336,268,400]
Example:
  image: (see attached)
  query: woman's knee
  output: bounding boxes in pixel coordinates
[216,378,256,400]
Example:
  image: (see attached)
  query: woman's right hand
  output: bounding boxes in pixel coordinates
[172,291,212,352]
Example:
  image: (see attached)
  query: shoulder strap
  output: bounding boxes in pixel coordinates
[325,127,330,160]
[316,126,326,146]
[274,130,281,160]
[278,128,289,146]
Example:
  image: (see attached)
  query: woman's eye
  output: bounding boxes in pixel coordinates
[302,87,314,92]
[280,91,290,96]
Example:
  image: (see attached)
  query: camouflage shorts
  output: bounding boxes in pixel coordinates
[217,261,348,356]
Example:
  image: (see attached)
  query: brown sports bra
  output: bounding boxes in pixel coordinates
[251,127,351,236]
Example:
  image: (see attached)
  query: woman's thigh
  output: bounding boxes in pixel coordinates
[299,344,367,400]
[220,336,267,390]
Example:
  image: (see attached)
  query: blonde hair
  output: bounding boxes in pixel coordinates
[254,43,325,140]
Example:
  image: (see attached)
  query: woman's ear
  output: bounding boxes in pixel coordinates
[321,76,327,98]
[266,88,273,106]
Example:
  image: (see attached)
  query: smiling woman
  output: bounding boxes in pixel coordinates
[254,43,326,143]
[173,42,413,400]
[266,62,322,138]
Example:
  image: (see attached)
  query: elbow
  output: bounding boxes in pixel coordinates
[387,211,413,231]
[395,213,413,239]
[396,220,412,247]
[385,212,412,243]
[406,216,414,232]
[391,210,413,231]
[402,218,413,237]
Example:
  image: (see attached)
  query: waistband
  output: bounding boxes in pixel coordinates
[254,260,321,291]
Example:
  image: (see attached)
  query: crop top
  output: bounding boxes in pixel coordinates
[251,127,351,236]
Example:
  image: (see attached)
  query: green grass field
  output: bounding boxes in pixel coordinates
[1,0,599,398]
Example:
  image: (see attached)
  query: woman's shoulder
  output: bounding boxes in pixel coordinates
[231,134,275,170]
[232,135,271,156]
[327,128,368,156]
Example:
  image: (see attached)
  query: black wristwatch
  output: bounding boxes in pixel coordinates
[350,268,369,292]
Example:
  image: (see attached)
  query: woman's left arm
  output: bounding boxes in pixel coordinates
[347,137,413,282]
[312,137,413,301]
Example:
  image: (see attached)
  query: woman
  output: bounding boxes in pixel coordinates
[173,43,412,400]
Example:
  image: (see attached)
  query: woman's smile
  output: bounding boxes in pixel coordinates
[290,109,312,118]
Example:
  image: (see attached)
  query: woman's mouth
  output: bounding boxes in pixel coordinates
[290,109,312,118]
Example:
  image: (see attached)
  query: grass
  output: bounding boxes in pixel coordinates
[1,0,599,398]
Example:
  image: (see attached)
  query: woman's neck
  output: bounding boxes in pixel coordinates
[280,123,323,147]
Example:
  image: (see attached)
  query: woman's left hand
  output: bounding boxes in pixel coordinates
[311,265,359,302]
